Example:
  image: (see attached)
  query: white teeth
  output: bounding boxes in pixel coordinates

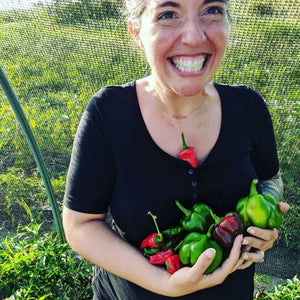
[172,57,206,73]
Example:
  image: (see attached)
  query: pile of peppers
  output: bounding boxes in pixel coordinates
[140,179,283,274]
[140,212,185,273]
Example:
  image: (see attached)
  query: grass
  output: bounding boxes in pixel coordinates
[0,220,93,299]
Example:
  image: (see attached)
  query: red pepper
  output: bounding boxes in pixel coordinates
[165,254,182,274]
[140,233,163,249]
[149,249,173,264]
[255,291,265,299]
[178,132,198,168]
[140,211,164,249]
[210,211,244,248]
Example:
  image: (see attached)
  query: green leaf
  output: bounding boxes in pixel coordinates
[4,236,14,255]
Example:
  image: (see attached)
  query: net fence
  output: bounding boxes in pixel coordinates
[0,0,299,279]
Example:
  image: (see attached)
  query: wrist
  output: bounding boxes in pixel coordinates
[153,267,175,297]
[259,172,283,202]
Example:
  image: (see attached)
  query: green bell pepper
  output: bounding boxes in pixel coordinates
[236,179,282,229]
[175,200,214,233]
[179,224,223,274]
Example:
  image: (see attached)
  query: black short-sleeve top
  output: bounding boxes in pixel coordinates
[64,81,279,299]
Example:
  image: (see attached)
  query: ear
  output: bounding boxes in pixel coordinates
[128,20,136,37]
[128,21,144,50]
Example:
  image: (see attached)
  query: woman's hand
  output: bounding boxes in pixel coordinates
[237,201,290,270]
[162,235,243,297]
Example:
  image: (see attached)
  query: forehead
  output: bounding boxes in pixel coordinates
[148,0,226,9]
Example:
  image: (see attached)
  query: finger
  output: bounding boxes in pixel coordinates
[237,260,253,270]
[247,227,278,242]
[189,248,216,280]
[278,202,290,213]
[213,234,243,275]
[231,256,246,272]
[241,250,264,264]
[243,229,277,251]
[200,235,243,287]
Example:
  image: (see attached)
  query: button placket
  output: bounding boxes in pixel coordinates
[187,168,198,188]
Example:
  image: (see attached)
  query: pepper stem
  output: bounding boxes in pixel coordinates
[173,240,183,252]
[206,223,215,239]
[249,179,259,196]
[209,209,221,225]
[175,200,191,217]
[181,132,189,151]
[147,211,161,235]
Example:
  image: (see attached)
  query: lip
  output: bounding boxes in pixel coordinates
[168,54,211,76]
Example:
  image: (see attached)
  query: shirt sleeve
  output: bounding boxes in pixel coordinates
[249,88,279,180]
[63,88,117,214]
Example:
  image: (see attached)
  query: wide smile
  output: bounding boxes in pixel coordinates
[168,55,210,74]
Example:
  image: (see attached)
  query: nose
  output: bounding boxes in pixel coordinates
[181,19,207,47]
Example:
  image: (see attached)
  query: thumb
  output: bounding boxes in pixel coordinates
[278,202,290,213]
[190,248,216,278]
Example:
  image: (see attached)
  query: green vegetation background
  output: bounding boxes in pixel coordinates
[0,0,299,299]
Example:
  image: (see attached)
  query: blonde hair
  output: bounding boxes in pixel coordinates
[124,0,148,31]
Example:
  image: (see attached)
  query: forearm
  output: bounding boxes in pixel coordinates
[63,210,170,295]
[259,172,284,202]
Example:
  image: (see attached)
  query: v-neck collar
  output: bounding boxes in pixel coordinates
[132,81,226,170]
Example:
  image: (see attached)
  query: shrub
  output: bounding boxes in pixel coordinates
[254,275,300,299]
[0,168,47,222]
[0,221,93,299]
[49,0,121,25]
[0,167,66,225]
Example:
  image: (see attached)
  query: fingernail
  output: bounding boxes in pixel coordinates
[242,239,249,245]
[247,227,255,235]
[206,248,216,259]
[277,230,281,236]
[243,254,249,260]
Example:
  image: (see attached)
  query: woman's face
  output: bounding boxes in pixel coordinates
[135,0,229,97]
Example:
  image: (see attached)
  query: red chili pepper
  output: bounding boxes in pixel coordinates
[255,291,265,299]
[178,132,198,168]
[165,254,183,274]
[149,249,173,264]
[140,233,162,249]
[140,211,164,249]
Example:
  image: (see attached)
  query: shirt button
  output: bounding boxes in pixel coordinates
[191,181,197,187]
[188,169,194,175]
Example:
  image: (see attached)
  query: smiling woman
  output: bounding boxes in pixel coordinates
[62,0,288,299]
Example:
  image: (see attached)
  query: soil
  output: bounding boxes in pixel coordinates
[255,240,299,279]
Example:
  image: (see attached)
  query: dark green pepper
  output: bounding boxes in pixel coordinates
[143,246,161,257]
[236,179,282,229]
[162,226,184,238]
[143,235,182,258]
[179,224,223,274]
[175,200,214,233]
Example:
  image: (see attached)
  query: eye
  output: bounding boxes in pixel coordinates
[206,6,224,15]
[158,11,177,20]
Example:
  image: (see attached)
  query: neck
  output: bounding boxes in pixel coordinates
[146,77,212,120]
